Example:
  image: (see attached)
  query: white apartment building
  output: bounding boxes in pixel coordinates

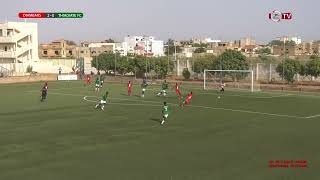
[277,36,302,45]
[0,22,39,75]
[204,38,221,44]
[124,35,164,57]
[115,42,127,56]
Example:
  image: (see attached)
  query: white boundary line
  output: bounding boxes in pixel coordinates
[26,91,317,119]
[305,114,320,119]
[84,96,163,107]
[199,92,291,99]
[82,95,305,119]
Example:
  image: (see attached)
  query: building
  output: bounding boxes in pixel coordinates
[39,39,76,58]
[124,35,164,57]
[0,22,39,75]
[241,45,258,54]
[203,38,221,44]
[238,37,256,48]
[181,46,195,57]
[78,41,116,57]
[115,42,128,56]
[276,36,302,45]
[272,45,303,56]
[206,41,238,55]
[301,41,320,55]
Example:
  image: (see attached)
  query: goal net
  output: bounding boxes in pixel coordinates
[203,70,259,92]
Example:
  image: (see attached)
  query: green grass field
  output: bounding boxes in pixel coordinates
[1,80,320,180]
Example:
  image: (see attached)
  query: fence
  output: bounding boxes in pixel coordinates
[0,66,12,77]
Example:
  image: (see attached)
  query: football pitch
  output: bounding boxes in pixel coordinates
[0,80,320,180]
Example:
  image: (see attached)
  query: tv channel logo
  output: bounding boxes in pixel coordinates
[269,10,292,22]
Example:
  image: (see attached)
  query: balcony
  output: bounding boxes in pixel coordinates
[0,33,29,43]
[0,51,15,58]
[0,36,14,43]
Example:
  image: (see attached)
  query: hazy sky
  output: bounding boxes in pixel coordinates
[1,0,319,44]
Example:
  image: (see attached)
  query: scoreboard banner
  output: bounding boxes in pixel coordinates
[57,75,78,81]
[18,12,84,19]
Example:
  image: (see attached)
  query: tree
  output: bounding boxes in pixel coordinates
[268,40,296,46]
[212,50,249,80]
[192,43,208,48]
[310,55,319,60]
[306,57,320,78]
[192,55,216,73]
[194,47,206,53]
[91,52,115,73]
[65,40,76,46]
[182,68,191,80]
[165,38,182,55]
[276,58,302,83]
[256,48,271,55]
[116,56,130,75]
[154,56,174,78]
[104,38,115,43]
[213,50,249,70]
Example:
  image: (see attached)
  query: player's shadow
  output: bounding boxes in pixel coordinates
[149,118,161,123]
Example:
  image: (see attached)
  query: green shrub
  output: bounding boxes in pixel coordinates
[26,65,33,73]
[182,68,191,80]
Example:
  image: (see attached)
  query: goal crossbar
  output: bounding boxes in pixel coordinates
[203,69,254,92]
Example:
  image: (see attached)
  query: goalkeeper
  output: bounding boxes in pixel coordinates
[95,91,108,110]
[157,80,169,97]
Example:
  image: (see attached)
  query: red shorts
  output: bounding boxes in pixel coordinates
[176,90,181,95]
[184,100,190,105]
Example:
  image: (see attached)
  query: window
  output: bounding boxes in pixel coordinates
[43,50,47,55]
[69,50,72,55]
[80,51,84,53]
[4,46,7,51]
[55,51,59,55]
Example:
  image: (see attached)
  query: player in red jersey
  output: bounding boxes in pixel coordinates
[40,82,48,102]
[84,75,91,85]
[181,91,193,107]
[219,82,225,92]
[128,80,132,96]
[175,82,182,98]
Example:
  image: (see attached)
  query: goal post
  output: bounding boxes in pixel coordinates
[203,69,255,92]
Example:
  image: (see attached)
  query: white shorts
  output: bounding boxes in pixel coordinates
[95,84,100,88]
[163,114,168,118]
[100,100,107,104]
[142,88,146,92]
[162,90,166,93]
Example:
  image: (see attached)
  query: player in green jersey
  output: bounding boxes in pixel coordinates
[161,101,169,125]
[95,77,101,92]
[100,75,105,88]
[141,79,148,98]
[157,80,169,97]
[95,91,108,110]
